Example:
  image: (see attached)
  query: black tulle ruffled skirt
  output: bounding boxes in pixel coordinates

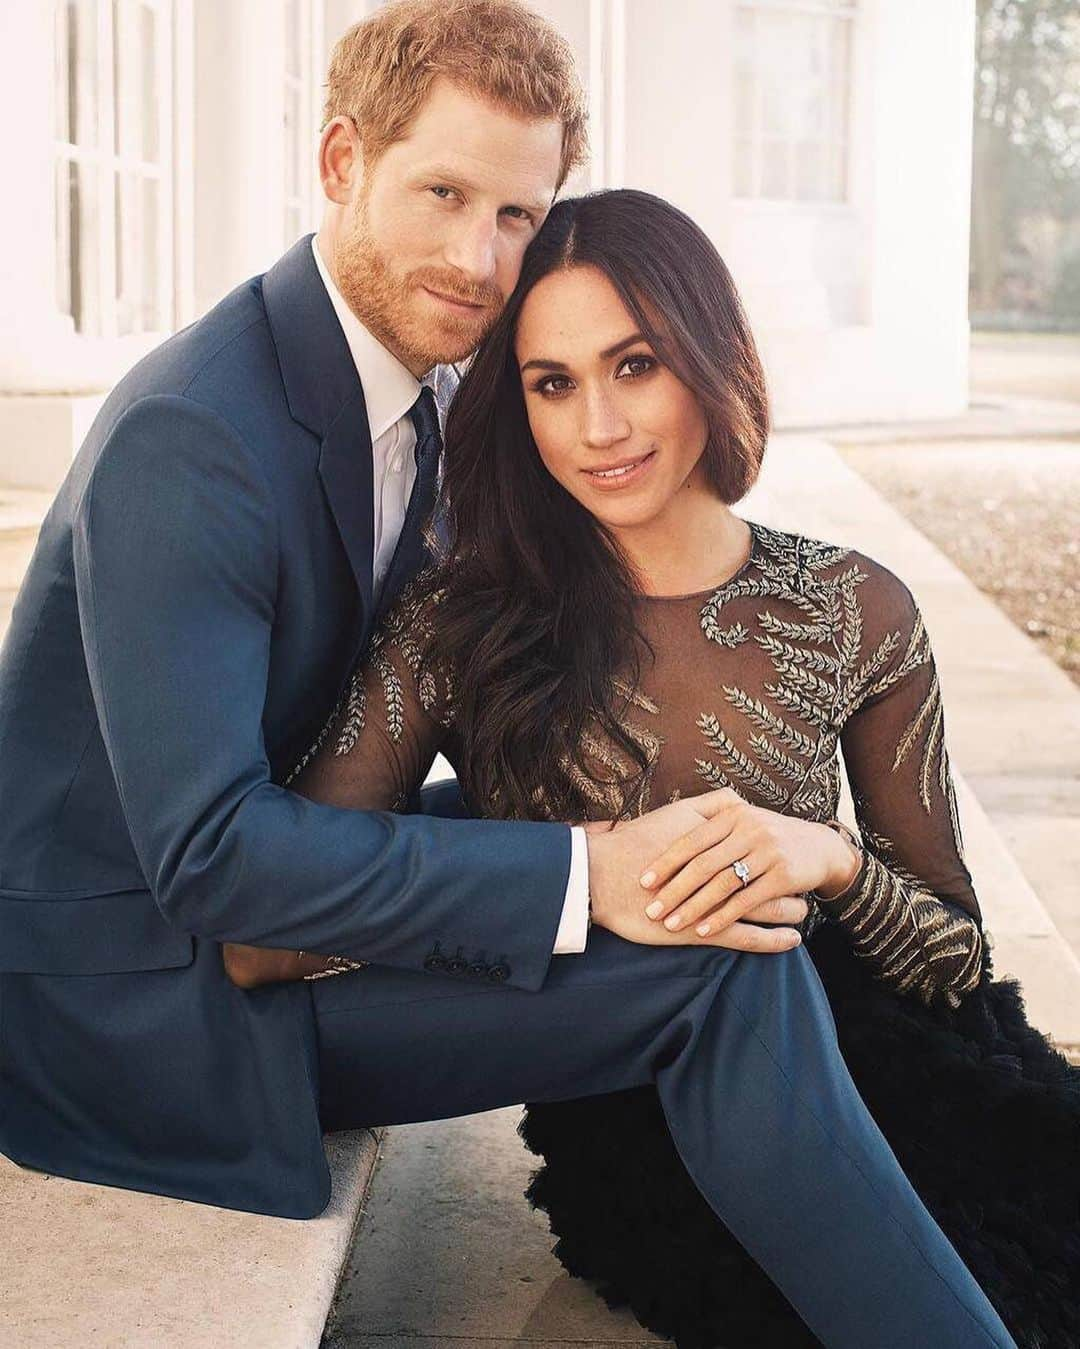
[518,923,1080,1349]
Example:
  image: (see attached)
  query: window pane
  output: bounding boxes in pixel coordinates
[113,0,123,155]
[760,138,788,198]
[66,158,101,333]
[795,140,823,200]
[55,159,72,317]
[285,0,302,79]
[284,84,301,200]
[733,137,755,198]
[733,2,855,202]
[141,175,160,330]
[55,4,71,142]
[139,2,158,160]
[66,0,98,147]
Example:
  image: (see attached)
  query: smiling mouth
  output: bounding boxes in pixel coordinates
[583,451,657,486]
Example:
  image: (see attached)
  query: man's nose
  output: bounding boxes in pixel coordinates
[442,213,498,287]
[581,388,632,449]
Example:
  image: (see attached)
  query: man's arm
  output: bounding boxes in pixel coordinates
[72,394,572,992]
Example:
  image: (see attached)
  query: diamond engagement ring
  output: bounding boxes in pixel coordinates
[731,858,751,887]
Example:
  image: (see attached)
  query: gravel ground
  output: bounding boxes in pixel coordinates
[835,436,1080,687]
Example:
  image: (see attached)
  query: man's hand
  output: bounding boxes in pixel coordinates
[585,792,809,952]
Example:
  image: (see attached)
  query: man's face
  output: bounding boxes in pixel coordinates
[331,78,563,376]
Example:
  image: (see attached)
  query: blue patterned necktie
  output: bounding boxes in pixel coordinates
[376,383,443,616]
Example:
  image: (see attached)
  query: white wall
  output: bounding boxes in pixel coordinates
[0,0,977,491]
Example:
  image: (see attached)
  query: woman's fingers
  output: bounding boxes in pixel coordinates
[639,810,737,892]
[646,838,745,919]
[661,870,774,935]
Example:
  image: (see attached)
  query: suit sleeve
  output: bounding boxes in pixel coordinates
[71,394,571,991]
[814,568,985,1010]
[285,579,594,964]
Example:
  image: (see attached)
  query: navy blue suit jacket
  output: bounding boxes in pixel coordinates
[0,234,571,1218]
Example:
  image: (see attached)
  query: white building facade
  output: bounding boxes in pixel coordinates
[0,0,976,491]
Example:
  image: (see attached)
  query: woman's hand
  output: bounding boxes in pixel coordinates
[585,792,810,952]
[638,788,861,938]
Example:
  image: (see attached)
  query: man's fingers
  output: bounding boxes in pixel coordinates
[702,920,802,953]
[743,895,809,925]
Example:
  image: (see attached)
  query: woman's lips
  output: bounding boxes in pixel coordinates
[582,450,657,490]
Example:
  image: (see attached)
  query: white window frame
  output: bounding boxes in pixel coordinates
[733,0,858,208]
[53,0,175,339]
[283,0,322,248]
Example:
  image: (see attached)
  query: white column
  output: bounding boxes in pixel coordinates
[191,0,288,316]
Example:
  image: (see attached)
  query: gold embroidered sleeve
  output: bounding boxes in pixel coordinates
[285,573,456,833]
[816,575,984,1011]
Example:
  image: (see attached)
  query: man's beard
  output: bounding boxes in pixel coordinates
[333,204,503,373]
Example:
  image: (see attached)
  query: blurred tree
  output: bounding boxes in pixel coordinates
[971,0,1080,323]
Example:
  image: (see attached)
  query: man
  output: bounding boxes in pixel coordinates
[0,4,1015,1344]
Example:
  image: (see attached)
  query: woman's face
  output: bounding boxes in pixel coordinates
[514,264,711,534]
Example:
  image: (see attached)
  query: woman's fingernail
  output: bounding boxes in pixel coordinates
[645,900,664,919]
[664,913,682,930]
[639,870,656,888]
[696,922,710,936]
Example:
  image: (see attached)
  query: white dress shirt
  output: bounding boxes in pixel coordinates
[311,236,591,954]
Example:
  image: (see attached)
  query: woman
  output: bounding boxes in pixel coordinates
[226,190,1077,1347]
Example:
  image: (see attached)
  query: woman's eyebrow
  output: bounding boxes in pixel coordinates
[520,333,648,375]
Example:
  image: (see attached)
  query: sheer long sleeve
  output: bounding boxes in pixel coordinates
[274,574,456,981]
[286,572,455,816]
[814,571,984,1011]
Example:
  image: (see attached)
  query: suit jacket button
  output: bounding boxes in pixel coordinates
[423,954,446,971]
[487,962,510,982]
[445,945,468,975]
[467,959,489,977]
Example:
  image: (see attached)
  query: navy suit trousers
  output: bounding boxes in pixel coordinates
[312,928,1017,1349]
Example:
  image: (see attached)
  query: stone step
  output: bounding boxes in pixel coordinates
[0,488,52,592]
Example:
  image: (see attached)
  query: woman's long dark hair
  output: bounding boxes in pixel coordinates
[427,188,770,822]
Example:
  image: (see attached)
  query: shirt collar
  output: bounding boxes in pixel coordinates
[310,234,421,443]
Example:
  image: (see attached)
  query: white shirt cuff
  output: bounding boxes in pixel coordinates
[552,826,591,954]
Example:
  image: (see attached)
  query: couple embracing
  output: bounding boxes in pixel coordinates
[1,3,1074,1346]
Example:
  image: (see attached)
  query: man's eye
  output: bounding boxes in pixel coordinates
[501,206,533,223]
[430,185,455,200]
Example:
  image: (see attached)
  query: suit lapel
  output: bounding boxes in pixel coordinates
[318,389,375,619]
[262,234,375,619]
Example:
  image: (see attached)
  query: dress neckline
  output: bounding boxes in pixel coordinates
[635,518,761,603]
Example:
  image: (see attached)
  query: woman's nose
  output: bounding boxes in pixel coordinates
[581,390,631,449]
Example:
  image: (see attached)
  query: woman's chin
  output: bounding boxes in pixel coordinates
[579,496,664,532]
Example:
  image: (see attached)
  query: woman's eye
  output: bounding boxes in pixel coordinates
[617,354,655,378]
[534,375,572,396]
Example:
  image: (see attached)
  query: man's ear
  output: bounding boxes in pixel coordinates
[319,116,363,206]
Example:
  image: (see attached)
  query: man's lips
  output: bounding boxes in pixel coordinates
[422,286,487,313]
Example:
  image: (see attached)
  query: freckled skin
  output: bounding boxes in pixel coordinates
[318,77,564,377]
